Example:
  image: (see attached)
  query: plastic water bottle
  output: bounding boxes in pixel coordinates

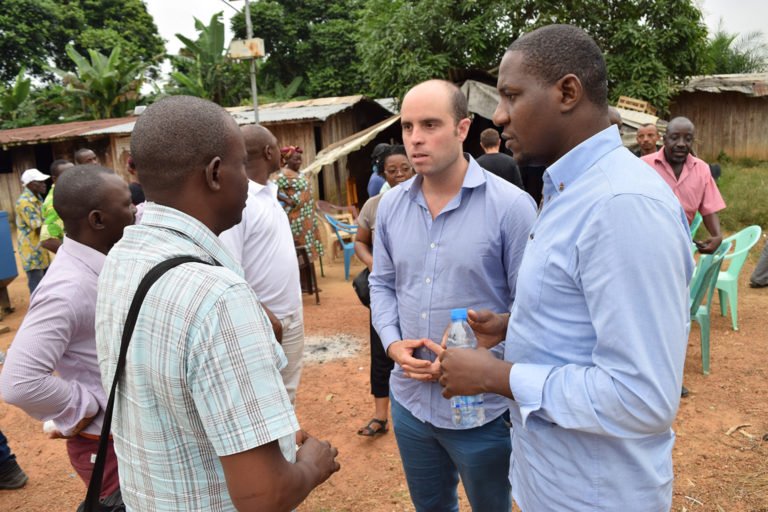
[445,308,485,428]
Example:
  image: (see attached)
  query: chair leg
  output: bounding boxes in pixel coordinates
[310,260,320,305]
[728,286,738,331]
[318,255,325,277]
[718,289,727,317]
[344,250,351,281]
[699,315,710,375]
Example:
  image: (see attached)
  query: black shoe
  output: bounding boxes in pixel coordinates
[681,386,690,398]
[749,282,767,289]
[0,459,28,490]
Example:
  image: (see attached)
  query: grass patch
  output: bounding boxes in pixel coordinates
[715,161,768,234]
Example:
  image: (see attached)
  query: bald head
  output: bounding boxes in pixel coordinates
[241,124,280,183]
[404,79,468,124]
[130,95,240,194]
[667,117,694,133]
[608,107,622,127]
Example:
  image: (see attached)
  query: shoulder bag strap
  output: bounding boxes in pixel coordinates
[83,256,217,511]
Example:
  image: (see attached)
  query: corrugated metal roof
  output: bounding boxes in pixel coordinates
[681,73,768,97]
[50,96,369,137]
[1,96,376,144]
[0,116,137,147]
[302,115,400,176]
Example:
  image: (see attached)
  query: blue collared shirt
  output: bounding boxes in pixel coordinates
[370,155,536,429]
[505,126,694,511]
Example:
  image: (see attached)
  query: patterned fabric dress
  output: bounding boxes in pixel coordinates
[274,170,325,260]
[15,188,51,272]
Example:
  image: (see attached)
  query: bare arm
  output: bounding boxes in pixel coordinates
[221,436,339,512]
[697,212,723,254]
[353,225,373,271]
[260,302,283,343]
[41,238,62,254]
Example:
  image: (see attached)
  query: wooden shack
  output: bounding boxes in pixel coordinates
[670,73,768,161]
[0,96,394,219]
[230,96,394,205]
[0,117,138,218]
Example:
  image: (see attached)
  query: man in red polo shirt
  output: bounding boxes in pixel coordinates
[642,117,725,254]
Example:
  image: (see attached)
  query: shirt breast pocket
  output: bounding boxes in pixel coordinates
[517,241,550,310]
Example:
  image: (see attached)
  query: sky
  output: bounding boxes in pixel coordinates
[143,0,768,59]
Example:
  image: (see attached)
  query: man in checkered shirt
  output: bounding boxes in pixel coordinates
[95,96,339,511]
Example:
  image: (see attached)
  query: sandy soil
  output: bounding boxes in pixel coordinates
[0,252,766,511]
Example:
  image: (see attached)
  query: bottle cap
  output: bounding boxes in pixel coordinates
[450,308,468,321]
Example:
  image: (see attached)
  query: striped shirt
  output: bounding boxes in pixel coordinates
[96,203,298,511]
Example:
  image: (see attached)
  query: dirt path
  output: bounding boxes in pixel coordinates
[1,254,766,511]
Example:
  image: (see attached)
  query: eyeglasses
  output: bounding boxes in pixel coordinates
[384,164,414,175]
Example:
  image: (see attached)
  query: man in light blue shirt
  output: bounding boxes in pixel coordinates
[370,79,536,511]
[438,25,694,511]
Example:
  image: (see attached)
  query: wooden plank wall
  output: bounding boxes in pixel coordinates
[671,92,768,161]
[320,110,359,205]
[0,146,34,220]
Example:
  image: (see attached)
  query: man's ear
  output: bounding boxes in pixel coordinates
[557,74,583,114]
[88,210,105,231]
[456,117,472,142]
[204,156,223,192]
[263,144,273,163]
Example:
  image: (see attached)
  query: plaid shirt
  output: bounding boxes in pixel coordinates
[96,203,298,511]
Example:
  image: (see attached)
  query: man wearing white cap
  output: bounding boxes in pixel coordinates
[15,168,52,294]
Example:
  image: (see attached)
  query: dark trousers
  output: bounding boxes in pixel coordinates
[751,239,768,286]
[0,429,14,465]
[370,314,394,398]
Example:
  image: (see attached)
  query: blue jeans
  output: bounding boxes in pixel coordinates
[25,268,46,295]
[0,429,14,465]
[391,397,512,512]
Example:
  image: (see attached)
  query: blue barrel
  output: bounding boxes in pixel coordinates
[0,211,19,282]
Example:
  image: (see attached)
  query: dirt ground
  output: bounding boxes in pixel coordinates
[1,251,767,511]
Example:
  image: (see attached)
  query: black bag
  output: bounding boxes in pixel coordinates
[352,267,371,308]
[81,256,216,512]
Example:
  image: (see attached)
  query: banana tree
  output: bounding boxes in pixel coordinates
[0,67,32,127]
[51,44,149,119]
[168,12,250,106]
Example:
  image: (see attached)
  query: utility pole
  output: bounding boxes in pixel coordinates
[227,1,264,123]
[244,0,259,123]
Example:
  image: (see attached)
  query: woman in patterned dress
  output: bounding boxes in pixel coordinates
[274,146,325,260]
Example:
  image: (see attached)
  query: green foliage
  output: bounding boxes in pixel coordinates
[358,0,517,99]
[272,77,305,102]
[702,24,768,74]
[167,12,251,107]
[0,67,34,128]
[0,0,164,84]
[716,161,768,234]
[50,45,149,119]
[232,0,368,98]
[358,0,709,113]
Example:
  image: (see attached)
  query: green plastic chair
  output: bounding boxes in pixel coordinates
[716,225,762,330]
[690,211,703,239]
[690,241,731,375]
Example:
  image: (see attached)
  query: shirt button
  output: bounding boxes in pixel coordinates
[425,277,431,284]
[430,242,436,249]
[529,233,534,240]
[421,312,427,319]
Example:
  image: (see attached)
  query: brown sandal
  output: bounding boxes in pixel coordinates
[357,418,389,437]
